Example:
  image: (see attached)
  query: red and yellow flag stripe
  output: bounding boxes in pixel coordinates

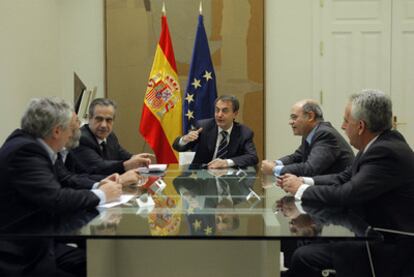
[140,16,182,164]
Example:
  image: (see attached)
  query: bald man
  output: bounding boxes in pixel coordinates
[262,99,354,177]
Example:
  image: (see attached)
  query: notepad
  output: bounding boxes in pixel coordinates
[136,164,167,173]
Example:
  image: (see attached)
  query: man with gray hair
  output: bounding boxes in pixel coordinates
[0,97,124,276]
[280,90,414,276]
[262,99,354,177]
[0,97,122,216]
[71,98,154,175]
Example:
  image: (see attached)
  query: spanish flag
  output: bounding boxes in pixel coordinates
[139,14,182,164]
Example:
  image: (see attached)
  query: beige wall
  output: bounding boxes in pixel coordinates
[58,0,105,101]
[265,0,314,159]
[0,0,105,144]
[0,0,60,143]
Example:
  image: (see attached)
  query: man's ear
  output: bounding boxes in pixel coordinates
[306,111,316,122]
[358,120,366,135]
[50,125,61,139]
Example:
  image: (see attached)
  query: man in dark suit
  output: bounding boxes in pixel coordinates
[71,98,154,175]
[262,100,354,271]
[55,125,106,190]
[0,97,123,218]
[280,89,414,276]
[262,99,354,177]
[172,95,258,168]
[56,125,144,190]
[0,97,123,276]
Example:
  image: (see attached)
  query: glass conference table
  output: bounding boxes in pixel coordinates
[0,165,382,277]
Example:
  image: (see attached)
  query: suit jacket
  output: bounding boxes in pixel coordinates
[172,119,258,167]
[279,122,354,176]
[0,129,100,222]
[303,129,414,232]
[55,153,105,190]
[71,124,132,175]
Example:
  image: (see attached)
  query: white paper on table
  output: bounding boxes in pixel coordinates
[98,194,134,209]
[136,164,167,174]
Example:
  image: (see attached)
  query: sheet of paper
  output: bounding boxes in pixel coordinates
[136,164,167,173]
[98,194,134,209]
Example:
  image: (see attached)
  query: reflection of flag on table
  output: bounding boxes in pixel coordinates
[139,14,182,164]
[148,170,182,236]
[183,14,217,134]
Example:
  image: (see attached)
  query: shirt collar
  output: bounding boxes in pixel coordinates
[96,138,107,145]
[36,138,58,164]
[362,134,380,154]
[305,124,318,145]
[218,123,234,136]
[59,148,69,162]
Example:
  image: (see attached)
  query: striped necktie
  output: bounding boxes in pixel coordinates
[216,131,229,159]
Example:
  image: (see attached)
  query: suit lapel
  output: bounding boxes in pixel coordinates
[104,135,114,159]
[352,151,363,175]
[352,133,384,175]
[228,123,240,157]
[302,138,310,162]
[206,123,218,156]
[84,125,103,156]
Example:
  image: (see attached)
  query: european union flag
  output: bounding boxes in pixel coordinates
[183,15,217,134]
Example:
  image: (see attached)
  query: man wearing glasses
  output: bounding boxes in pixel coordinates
[262,99,354,177]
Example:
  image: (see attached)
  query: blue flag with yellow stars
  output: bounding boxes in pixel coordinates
[183,14,217,134]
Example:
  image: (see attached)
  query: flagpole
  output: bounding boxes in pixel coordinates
[162,1,166,15]
[199,1,203,15]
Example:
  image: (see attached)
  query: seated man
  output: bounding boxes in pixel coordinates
[0,97,122,215]
[56,118,144,190]
[0,97,122,276]
[71,98,154,175]
[262,99,354,177]
[279,90,414,276]
[172,95,258,169]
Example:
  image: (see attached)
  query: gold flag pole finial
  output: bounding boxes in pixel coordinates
[162,1,166,16]
[199,1,203,15]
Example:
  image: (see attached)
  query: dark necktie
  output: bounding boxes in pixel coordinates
[100,141,108,159]
[55,152,64,168]
[54,152,67,177]
[216,131,229,159]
